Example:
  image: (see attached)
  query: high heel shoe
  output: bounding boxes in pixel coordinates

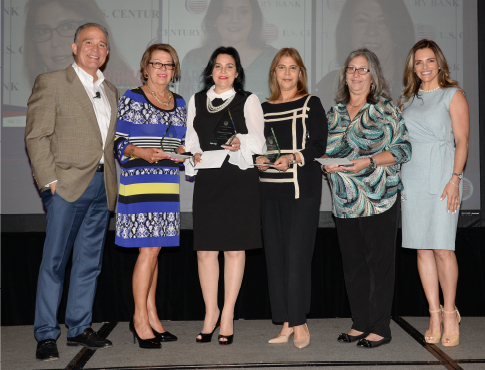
[293,324,310,349]
[129,321,161,349]
[442,307,461,347]
[151,328,177,342]
[218,318,234,345]
[196,315,221,343]
[268,328,294,344]
[424,305,443,344]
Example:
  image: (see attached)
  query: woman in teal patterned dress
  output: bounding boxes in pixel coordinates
[114,44,187,348]
[322,48,411,348]
[400,40,469,347]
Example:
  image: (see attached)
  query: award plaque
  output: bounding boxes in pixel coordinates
[160,122,179,153]
[263,128,281,164]
[211,109,236,146]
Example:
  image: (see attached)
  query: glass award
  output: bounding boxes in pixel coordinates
[211,109,236,146]
[160,122,179,153]
[263,128,281,164]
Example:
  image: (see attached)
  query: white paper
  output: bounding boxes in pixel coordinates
[194,150,228,169]
[315,158,353,166]
[168,153,193,159]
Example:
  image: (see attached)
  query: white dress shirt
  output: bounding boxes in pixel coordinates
[185,86,265,175]
[72,62,111,164]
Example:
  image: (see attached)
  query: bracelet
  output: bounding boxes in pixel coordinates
[368,156,377,170]
[449,180,459,188]
[452,172,463,180]
[180,145,186,153]
[128,148,135,159]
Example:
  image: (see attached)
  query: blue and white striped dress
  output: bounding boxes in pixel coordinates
[114,88,187,248]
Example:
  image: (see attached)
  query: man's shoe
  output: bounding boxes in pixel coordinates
[36,339,59,361]
[67,328,112,349]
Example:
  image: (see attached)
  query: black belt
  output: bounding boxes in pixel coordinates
[96,164,104,172]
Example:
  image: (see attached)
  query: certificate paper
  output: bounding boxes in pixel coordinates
[169,153,192,159]
[315,158,353,166]
[194,150,228,169]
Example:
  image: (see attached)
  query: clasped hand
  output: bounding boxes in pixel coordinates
[139,148,171,163]
[255,155,290,172]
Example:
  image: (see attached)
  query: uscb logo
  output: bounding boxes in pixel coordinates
[327,0,346,14]
[262,22,279,43]
[169,133,173,138]
[415,24,436,41]
[186,0,208,14]
[224,121,229,126]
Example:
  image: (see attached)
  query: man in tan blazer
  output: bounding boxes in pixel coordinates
[25,23,119,361]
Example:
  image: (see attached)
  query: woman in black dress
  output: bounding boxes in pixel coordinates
[185,46,265,345]
[256,48,327,349]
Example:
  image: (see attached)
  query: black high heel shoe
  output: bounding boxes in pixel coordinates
[151,328,178,342]
[129,320,161,349]
[196,315,221,343]
[218,334,234,345]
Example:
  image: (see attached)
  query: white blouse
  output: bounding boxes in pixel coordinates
[185,86,265,175]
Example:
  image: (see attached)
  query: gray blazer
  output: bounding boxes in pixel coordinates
[25,65,119,211]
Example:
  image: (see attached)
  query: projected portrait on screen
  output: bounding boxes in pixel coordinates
[315,0,415,110]
[24,0,133,92]
[179,0,277,102]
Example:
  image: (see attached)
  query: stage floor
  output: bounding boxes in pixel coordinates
[2,317,484,370]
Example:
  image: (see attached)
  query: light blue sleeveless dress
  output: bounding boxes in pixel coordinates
[401,87,462,250]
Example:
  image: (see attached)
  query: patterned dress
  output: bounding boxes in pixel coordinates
[325,97,411,218]
[114,88,187,248]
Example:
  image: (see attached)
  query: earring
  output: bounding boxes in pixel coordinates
[171,75,174,82]
[144,73,148,79]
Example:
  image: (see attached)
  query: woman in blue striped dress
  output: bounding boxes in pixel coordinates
[114,44,187,348]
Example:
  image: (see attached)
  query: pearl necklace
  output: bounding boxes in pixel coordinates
[206,94,235,113]
[146,84,172,106]
[419,86,441,93]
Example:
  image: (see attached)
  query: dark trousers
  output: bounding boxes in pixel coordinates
[34,173,110,341]
[262,197,320,327]
[335,199,399,339]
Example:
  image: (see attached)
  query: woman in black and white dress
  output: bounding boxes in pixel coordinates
[185,46,265,345]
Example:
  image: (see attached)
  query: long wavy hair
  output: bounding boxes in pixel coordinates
[399,39,462,110]
[200,47,246,94]
[267,48,308,102]
[335,48,390,105]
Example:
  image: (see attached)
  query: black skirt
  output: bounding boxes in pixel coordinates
[193,157,262,251]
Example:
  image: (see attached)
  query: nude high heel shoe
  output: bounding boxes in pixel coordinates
[442,307,461,347]
[424,305,443,344]
[268,328,294,344]
[293,324,310,349]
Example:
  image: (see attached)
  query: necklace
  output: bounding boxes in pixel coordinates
[146,84,172,106]
[419,86,441,93]
[206,94,235,113]
[348,100,366,108]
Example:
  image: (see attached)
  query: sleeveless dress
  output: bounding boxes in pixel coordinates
[191,90,263,251]
[114,88,187,248]
[401,87,462,250]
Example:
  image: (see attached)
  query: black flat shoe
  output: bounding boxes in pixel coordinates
[67,328,112,349]
[36,339,59,361]
[152,328,178,342]
[337,332,369,343]
[356,337,392,348]
[129,321,161,349]
[196,316,221,343]
[218,334,234,345]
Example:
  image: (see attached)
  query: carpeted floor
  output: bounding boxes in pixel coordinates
[1,318,484,370]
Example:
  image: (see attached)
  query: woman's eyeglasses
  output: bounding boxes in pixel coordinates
[148,62,176,70]
[345,67,371,75]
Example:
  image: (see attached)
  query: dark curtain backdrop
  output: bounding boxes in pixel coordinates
[2,228,484,326]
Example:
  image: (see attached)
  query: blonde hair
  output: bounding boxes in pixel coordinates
[267,48,308,102]
[399,39,462,110]
[140,44,181,81]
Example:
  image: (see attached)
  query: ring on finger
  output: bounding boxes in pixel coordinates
[455,199,459,203]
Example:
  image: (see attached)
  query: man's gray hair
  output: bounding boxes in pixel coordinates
[73,22,110,50]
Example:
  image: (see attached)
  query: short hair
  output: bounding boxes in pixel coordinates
[140,44,181,81]
[335,48,390,105]
[74,22,110,50]
[400,39,462,110]
[200,46,246,94]
[267,48,308,102]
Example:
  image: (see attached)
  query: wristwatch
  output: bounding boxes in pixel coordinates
[452,172,463,180]
[368,157,377,170]
[289,153,296,164]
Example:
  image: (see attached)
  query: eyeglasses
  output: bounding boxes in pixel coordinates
[31,21,84,43]
[148,62,176,70]
[346,67,371,75]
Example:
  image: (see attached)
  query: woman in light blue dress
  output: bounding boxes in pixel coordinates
[400,39,469,347]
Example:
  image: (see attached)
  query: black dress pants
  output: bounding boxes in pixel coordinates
[262,197,320,327]
[335,199,399,339]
